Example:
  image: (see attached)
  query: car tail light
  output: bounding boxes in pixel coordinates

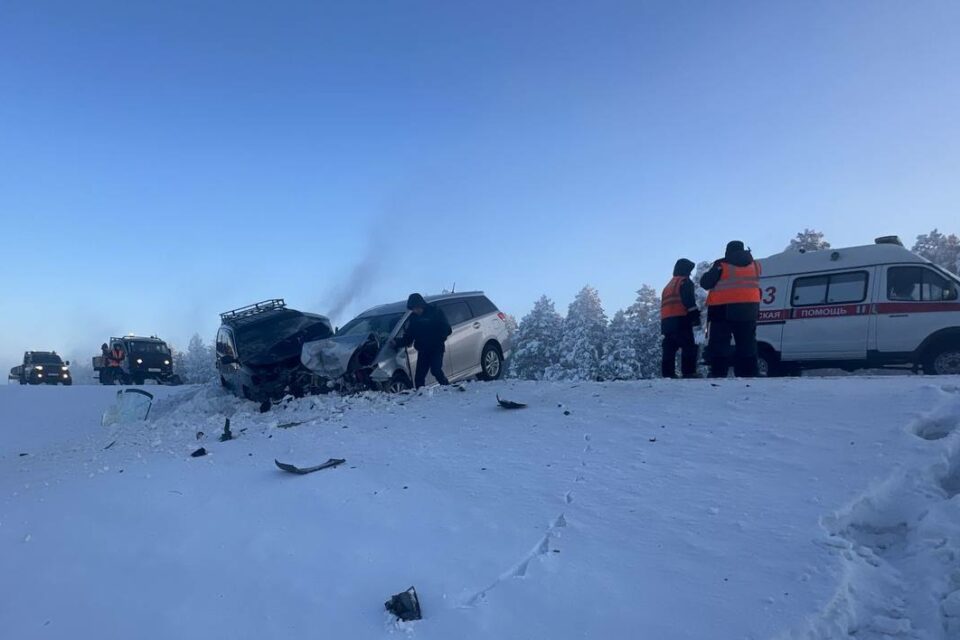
[497,312,506,321]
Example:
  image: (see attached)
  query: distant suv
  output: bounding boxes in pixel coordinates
[216,299,333,402]
[302,291,512,392]
[93,336,182,385]
[9,351,72,385]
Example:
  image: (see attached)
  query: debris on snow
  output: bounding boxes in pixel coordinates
[385,586,422,621]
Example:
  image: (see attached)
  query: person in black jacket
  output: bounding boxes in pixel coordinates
[660,258,701,378]
[699,241,761,378]
[394,293,452,388]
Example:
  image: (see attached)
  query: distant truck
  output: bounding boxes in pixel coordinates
[93,336,182,385]
[9,351,72,385]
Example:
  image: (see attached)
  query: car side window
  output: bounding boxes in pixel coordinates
[792,276,828,306]
[439,301,472,326]
[216,329,236,357]
[467,296,497,317]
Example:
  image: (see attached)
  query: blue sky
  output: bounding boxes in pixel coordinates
[2,1,958,368]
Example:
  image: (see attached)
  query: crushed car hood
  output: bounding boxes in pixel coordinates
[301,334,373,379]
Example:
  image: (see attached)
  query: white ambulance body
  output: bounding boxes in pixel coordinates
[755,237,960,376]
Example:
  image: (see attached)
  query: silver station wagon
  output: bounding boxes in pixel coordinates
[302,292,512,392]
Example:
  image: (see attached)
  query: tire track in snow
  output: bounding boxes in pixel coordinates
[461,430,593,607]
[789,390,960,639]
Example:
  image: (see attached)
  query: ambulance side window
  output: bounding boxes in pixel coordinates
[792,271,868,306]
[792,276,828,306]
[921,270,956,301]
[887,267,922,301]
[826,272,868,303]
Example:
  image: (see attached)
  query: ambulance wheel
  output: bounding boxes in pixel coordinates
[924,343,960,376]
[757,349,781,377]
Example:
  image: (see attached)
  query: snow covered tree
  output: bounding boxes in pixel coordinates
[912,229,959,275]
[624,285,662,378]
[508,296,563,380]
[787,229,830,252]
[181,333,216,384]
[503,313,519,342]
[693,260,712,311]
[545,286,608,381]
[600,310,642,380]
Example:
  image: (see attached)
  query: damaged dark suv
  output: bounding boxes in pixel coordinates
[216,299,333,403]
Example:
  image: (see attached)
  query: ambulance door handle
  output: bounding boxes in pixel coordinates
[888,314,908,318]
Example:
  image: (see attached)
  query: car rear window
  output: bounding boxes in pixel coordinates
[439,301,473,326]
[467,296,498,317]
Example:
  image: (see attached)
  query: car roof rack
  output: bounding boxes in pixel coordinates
[220,299,288,323]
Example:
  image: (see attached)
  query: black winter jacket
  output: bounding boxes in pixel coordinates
[700,248,760,323]
[397,304,452,354]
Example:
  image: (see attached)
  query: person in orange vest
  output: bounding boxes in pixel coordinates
[700,241,761,378]
[660,258,701,378]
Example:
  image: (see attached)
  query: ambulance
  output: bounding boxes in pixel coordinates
[755,237,960,376]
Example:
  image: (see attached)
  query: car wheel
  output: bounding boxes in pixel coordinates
[384,374,412,394]
[479,343,503,381]
[133,375,145,386]
[925,343,960,375]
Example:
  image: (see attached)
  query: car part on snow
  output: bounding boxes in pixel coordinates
[101,388,155,426]
[385,586,422,622]
[191,447,207,458]
[274,458,345,475]
[497,394,527,409]
[219,418,233,442]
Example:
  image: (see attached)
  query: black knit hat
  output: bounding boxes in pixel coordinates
[725,240,745,256]
[406,293,427,310]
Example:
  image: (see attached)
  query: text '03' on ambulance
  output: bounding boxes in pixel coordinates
[754,236,960,376]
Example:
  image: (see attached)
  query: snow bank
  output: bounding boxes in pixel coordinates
[1,378,958,639]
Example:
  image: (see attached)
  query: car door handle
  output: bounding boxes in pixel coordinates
[473,322,481,329]
[888,314,909,318]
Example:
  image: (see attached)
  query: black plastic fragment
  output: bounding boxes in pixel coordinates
[385,586,422,621]
[191,447,207,458]
[497,394,527,410]
[220,418,233,442]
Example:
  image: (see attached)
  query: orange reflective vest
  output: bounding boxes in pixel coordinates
[707,261,762,306]
[108,348,125,367]
[661,276,690,319]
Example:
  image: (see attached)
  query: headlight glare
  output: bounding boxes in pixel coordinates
[136,358,143,364]
[34,365,43,371]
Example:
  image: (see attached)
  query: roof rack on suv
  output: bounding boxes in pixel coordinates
[220,299,287,323]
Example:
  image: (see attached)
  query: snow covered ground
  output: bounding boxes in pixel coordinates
[2,378,959,639]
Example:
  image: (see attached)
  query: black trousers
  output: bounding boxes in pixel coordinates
[414,349,449,388]
[707,319,758,378]
[662,325,699,378]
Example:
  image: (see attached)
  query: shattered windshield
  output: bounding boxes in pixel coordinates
[235,314,330,361]
[337,313,404,341]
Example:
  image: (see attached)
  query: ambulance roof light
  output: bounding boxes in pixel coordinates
[875,235,903,246]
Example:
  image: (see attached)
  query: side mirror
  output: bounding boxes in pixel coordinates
[65,360,71,366]
[220,355,237,366]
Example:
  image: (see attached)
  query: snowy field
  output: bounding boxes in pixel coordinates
[2,378,960,639]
